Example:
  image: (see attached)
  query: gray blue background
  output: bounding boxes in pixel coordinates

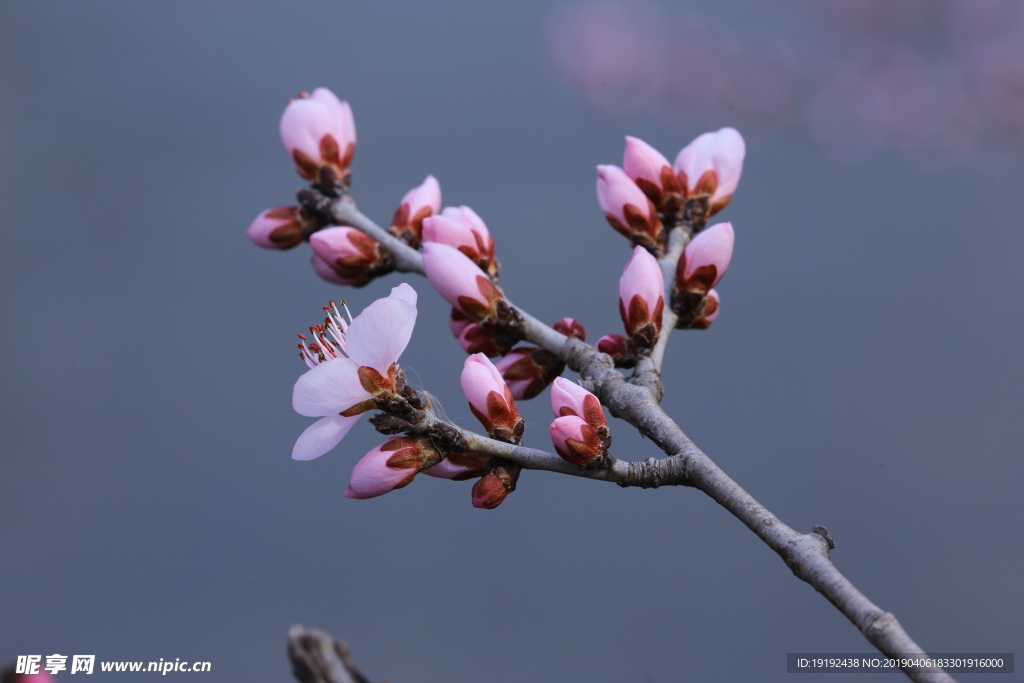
[1,2,1021,681]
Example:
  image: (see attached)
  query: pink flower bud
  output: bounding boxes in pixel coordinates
[246,206,309,249]
[279,87,356,182]
[596,164,663,250]
[423,205,498,277]
[552,317,586,340]
[390,175,441,248]
[676,222,734,295]
[493,346,564,400]
[550,377,606,427]
[311,253,365,286]
[673,127,745,214]
[423,452,489,480]
[623,136,681,211]
[461,353,524,442]
[423,242,503,322]
[471,464,519,509]
[619,246,665,352]
[596,333,636,367]
[550,415,608,468]
[310,226,384,284]
[344,436,441,500]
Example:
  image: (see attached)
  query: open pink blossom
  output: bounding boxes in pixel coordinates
[596,164,662,248]
[390,175,441,247]
[291,284,417,461]
[422,242,502,322]
[677,222,734,294]
[674,127,745,214]
[619,245,665,350]
[246,206,306,249]
[344,436,441,499]
[623,136,681,211]
[279,87,356,182]
[462,353,523,440]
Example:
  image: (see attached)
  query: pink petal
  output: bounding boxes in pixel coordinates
[422,214,480,252]
[344,443,417,499]
[423,458,477,479]
[623,136,672,188]
[619,245,664,312]
[310,253,360,286]
[674,127,746,201]
[402,175,442,214]
[461,353,507,416]
[309,226,364,261]
[550,377,592,418]
[344,284,418,374]
[309,87,356,145]
[422,242,492,311]
[292,357,367,417]
[550,414,589,446]
[681,222,734,287]
[710,128,745,199]
[596,164,650,223]
[292,414,360,461]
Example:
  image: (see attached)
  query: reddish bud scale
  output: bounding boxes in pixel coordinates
[550,415,610,468]
[552,317,586,341]
[595,333,636,368]
[494,346,565,400]
[471,463,520,509]
[310,227,391,287]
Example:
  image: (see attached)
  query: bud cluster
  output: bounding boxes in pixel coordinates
[549,378,612,468]
[597,128,745,254]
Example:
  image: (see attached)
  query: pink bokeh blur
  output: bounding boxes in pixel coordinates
[548,0,1024,164]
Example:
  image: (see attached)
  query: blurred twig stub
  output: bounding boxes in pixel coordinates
[288,625,374,683]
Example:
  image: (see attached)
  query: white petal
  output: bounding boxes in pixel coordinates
[291,414,359,461]
[345,288,418,373]
[292,357,367,417]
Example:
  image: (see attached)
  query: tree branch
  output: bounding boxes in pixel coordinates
[330,194,955,683]
[287,624,374,683]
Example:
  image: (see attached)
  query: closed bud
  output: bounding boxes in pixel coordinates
[310,226,389,285]
[674,127,745,217]
[493,346,564,400]
[311,253,366,286]
[596,164,664,253]
[390,175,441,248]
[461,353,524,443]
[344,436,442,500]
[595,333,636,368]
[676,222,734,295]
[550,377,607,428]
[423,243,503,322]
[549,415,609,468]
[471,463,520,509]
[247,206,320,249]
[422,205,499,277]
[623,136,682,214]
[423,452,490,481]
[279,87,356,184]
[552,317,586,340]
[618,246,665,354]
